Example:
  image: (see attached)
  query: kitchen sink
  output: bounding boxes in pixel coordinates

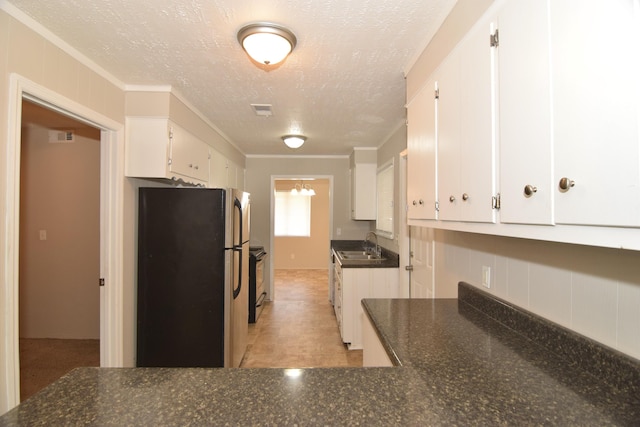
[337,250,386,262]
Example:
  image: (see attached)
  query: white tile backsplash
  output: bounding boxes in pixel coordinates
[571,272,618,349]
[433,230,640,361]
[529,263,572,328]
[617,280,640,357]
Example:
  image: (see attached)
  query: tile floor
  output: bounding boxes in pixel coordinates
[240,269,363,368]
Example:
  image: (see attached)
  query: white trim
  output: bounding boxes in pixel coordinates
[2,74,125,411]
[399,150,411,298]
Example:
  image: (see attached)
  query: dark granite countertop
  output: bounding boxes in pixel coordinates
[331,239,399,268]
[2,283,638,426]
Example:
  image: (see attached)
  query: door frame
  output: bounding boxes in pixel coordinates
[398,150,411,297]
[2,74,125,409]
[268,175,334,301]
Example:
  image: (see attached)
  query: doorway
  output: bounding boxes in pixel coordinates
[2,74,125,411]
[18,100,101,400]
[269,176,332,301]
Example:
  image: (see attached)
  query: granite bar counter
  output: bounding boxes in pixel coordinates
[2,283,639,426]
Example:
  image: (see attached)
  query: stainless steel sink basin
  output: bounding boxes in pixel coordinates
[337,250,386,262]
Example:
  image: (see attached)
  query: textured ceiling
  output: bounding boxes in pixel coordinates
[7,0,457,156]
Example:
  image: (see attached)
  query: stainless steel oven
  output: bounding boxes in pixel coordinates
[249,246,267,323]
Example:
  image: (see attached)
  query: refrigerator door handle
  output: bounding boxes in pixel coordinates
[232,196,243,299]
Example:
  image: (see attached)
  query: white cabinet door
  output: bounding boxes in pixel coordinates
[340,268,399,350]
[169,123,210,183]
[407,79,438,220]
[551,0,640,227]
[436,50,462,221]
[497,0,554,225]
[438,15,497,223]
[209,149,228,188]
[351,164,377,220]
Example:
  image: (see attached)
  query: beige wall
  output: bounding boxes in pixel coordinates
[273,179,330,269]
[19,122,101,339]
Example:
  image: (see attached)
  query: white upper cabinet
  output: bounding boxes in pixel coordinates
[168,123,210,184]
[437,14,497,223]
[497,0,554,225]
[407,79,438,220]
[126,117,210,186]
[551,0,640,227]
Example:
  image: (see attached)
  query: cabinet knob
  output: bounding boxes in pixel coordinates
[558,177,575,192]
[449,195,456,202]
[412,200,417,206]
[419,199,424,206]
[462,193,469,201]
[194,165,199,170]
[524,185,537,197]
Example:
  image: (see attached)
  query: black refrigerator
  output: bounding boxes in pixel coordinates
[136,187,250,368]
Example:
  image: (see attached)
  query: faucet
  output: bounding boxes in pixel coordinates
[364,231,381,257]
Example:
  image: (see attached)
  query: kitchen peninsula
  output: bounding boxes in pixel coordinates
[1,283,638,426]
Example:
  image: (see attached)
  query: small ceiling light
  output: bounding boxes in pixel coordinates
[237,22,297,65]
[282,135,306,149]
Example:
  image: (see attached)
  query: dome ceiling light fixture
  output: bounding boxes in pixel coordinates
[282,135,306,149]
[237,22,297,65]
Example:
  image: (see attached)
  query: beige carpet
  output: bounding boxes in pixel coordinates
[19,338,99,401]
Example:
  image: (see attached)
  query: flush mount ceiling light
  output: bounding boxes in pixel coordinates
[237,22,297,65]
[282,135,306,149]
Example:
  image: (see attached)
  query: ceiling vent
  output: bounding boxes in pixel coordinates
[251,104,273,117]
[48,130,75,143]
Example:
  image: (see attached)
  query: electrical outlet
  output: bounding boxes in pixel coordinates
[482,266,491,288]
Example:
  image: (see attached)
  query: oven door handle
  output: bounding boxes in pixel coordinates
[256,292,267,307]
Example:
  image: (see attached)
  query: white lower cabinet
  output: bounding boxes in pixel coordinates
[362,313,393,367]
[336,266,399,350]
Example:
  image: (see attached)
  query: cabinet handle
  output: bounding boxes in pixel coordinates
[524,185,537,197]
[419,199,424,206]
[449,195,456,202]
[462,193,469,201]
[558,177,575,192]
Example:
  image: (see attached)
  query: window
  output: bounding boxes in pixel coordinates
[274,191,311,237]
[376,159,394,239]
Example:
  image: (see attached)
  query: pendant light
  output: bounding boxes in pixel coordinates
[237,23,297,65]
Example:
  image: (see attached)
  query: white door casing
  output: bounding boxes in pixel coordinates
[2,74,125,412]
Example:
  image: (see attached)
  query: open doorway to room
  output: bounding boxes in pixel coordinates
[272,178,331,274]
[239,176,363,368]
[18,100,101,400]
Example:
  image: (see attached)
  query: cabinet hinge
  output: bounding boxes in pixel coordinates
[435,88,440,99]
[435,201,440,212]
[168,126,174,140]
[492,193,501,210]
[490,29,499,48]
[99,278,105,287]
